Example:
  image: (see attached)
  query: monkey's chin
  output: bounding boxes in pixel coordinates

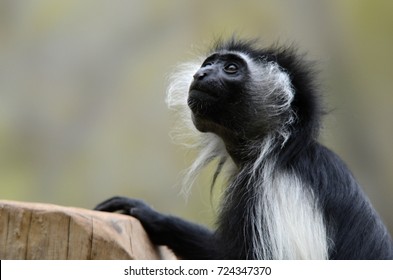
[188,89,222,134]
[190,113,209,133]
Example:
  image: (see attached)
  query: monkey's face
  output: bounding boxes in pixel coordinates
[188,52,255,140]
[188,50,295,145]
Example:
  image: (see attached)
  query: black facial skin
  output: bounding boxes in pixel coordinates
[188,53,249,121]
[188,53,254,160]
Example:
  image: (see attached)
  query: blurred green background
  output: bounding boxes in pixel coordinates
[0,0,392,235]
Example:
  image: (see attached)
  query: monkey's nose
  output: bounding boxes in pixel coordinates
[193,69,207,80]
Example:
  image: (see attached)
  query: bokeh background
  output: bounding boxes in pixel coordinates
[1,0,392,235]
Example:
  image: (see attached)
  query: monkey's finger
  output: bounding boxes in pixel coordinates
[94,196,146,212]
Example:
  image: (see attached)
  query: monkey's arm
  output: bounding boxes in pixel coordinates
[94,197,216,259]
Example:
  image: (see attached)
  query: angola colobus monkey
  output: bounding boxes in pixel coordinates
[95,38,393,259]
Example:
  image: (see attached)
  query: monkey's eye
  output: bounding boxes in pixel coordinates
[202,61,214,67]
[223,63,239,74]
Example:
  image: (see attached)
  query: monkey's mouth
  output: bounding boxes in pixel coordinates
[188,89,218,113]
[189,89,218,101]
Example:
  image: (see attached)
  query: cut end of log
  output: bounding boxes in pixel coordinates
[0,200,175,260]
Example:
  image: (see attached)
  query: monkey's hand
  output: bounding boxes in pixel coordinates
[94,196,165,234]
[94,196,216,259]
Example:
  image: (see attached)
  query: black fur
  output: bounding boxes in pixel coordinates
[95,38,393,259]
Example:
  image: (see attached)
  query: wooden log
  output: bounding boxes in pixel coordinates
[0,200,175,260]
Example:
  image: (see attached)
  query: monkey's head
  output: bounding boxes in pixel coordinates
[167,38,322,170]
[186,39,321,151]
